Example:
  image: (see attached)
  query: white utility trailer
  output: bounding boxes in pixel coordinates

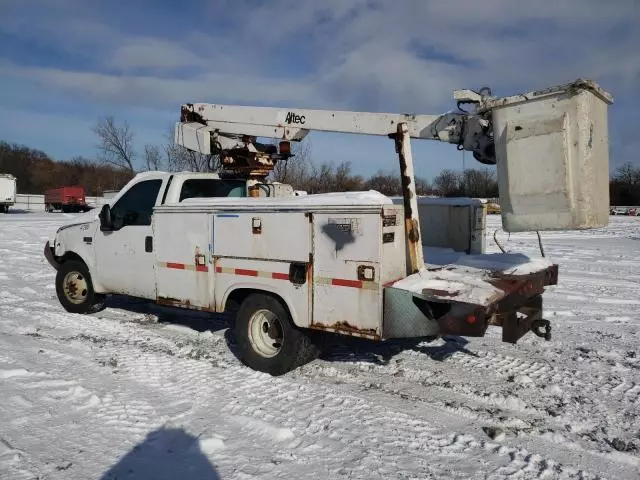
[0,174,17,213]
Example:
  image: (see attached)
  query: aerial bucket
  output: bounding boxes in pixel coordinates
[488,79,613,232]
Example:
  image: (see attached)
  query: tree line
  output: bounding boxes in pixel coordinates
[268,139,499,197]
[0,141,133,196]
[0,115,638,204]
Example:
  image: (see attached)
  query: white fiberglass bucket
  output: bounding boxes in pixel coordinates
[488,79,613,232]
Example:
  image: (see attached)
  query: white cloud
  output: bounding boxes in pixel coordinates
[107,39,208,70]
[0,63,323,108]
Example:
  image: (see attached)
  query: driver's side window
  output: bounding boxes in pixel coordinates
[110,179,163,229]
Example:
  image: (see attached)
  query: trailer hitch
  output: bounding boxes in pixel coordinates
[531,319,551,341]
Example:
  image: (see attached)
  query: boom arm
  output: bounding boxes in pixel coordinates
[176,88,496,166]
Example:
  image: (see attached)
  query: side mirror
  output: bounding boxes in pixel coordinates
[99,204,113,231]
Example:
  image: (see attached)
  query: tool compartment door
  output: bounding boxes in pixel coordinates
[213,211,312,327]
[311,212,382,338]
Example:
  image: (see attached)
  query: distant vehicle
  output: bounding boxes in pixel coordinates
[44,186,91,213]
[628,208,640,217]
[610,207,628,215]
[0,173,17,213]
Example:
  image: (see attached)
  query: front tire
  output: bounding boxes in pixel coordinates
[234,293,318,376]
[55,260,105,314]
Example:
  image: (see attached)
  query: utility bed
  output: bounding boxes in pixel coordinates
[149,191,557,344]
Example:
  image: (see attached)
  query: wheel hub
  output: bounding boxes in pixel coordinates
[63,271,88,305]
[248,309,283,358]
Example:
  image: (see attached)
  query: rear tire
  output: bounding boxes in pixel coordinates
[55,260,105,314]
[234,293,318,376]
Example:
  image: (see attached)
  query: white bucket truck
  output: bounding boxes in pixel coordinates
[44,79,612,375]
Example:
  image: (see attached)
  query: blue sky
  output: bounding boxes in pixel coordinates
[1,0,639,181]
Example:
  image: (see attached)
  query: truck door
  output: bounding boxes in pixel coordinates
[93,178,164,299]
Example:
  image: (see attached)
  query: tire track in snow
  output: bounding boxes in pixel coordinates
[24,300,638,478]
[287,339,640,478]
[53,325,625,480]
[0,334,166,478]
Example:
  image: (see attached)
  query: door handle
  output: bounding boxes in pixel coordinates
[145,236,153,252]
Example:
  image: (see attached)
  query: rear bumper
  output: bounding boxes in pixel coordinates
[383,264,558,343]
[44,241,60,270]
[437,264,557,342]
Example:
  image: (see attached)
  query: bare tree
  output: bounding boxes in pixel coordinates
[334,161,363,191]
[433,169,461,196]
[615,162,640,185]
[166,144,213,172]
[162,127,213,172]
[92,116,136,173]
[415,177,432,196]
[269,138,313,189]
[362,170,400,196]
[459,168,493,197]
[144,144,163,171]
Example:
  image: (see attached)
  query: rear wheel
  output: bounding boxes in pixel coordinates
[55,260,105,314]
[234,293,318,375]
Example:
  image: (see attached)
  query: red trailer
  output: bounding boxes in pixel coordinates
[44,186,90,213]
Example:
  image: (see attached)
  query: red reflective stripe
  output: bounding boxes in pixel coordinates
[166,262,185,270]
[195,265,209,272]
[235,268,258,277]
[271,272,289,280]
[215,266,222,273]
[332,278,362,288]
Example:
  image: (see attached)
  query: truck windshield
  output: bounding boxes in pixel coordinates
[179,179,246,201]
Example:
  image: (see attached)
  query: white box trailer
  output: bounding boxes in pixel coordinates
[0,174,17,213]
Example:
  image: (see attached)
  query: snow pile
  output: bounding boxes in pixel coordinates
[390,247,553,304]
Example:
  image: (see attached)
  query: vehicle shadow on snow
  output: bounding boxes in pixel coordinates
[314,333,478,366]
[100,427,221,480]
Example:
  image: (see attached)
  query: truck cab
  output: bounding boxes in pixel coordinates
[44,171,288,302]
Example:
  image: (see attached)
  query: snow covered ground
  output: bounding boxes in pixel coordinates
[0,211,639,479]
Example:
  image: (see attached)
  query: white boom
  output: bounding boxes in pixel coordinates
[175,89,496,165]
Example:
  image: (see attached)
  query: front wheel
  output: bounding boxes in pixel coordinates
[234,293,318,376]
[55,260,105,314]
